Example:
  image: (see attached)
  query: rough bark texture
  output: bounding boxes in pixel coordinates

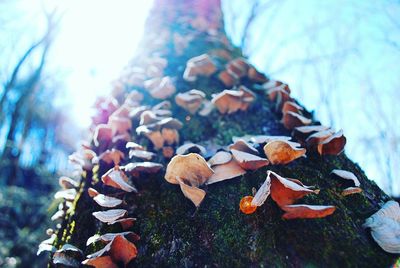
[51,0,399,267]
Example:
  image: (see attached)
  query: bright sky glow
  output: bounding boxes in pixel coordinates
[49,0,153,128]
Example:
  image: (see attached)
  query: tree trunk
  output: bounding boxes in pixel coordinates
[51,1,398,267]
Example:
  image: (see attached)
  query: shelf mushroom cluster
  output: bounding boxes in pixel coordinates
[164,134,309,208]
[249,170,335,219]
[38,3,399,262]
[262,79,347,156]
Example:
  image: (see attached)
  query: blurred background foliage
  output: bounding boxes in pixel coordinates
[0,2,75,267]
[0,0,399,267]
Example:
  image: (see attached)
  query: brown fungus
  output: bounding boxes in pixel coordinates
[281,204,336,220]
[165,153,213,186]
[263,140,306,165]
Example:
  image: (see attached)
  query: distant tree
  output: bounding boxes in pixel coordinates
[0,5,74,267]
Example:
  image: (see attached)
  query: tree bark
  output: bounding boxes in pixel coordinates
[51,1,398,267]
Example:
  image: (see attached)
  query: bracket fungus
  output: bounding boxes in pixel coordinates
[177,177,207,207]
[145,76,176,99]
[128,149,155,161]
[266,84,291,110]
[176,143,207,156]
[107,217,136,230]
[206,157,246,185]
[268,171,317,207]
[306,129,336,148]
[90,232,140,246]
[54,189,77,201]
[247,66,268,83]
[165,153,213,207]
[96,149,125,165]
[83,234,138,267]
[126,141,144,151]
[102,167,137,193]
[122,162,163,177]
[263,140,306,165]
[93,124,114,147]
[230,149,269,171]
[227,139,269,170]
[281,204,336,220]
[218,70,239,87]
[317,129,347,155]
[282,111,312,130]
[249,135,292,145]
[108,115,132,135]
[175,89,206,114]
[331,169,360,187]
[82,256,118,268]
[229,139,259,155]
[88,187,99,198]
[136,113,183,149]
[161,127,180,145]
[341,187,363,196]
[52,244,83,268]
[58,176,79,190]
[211,87,256,114]
[227,60,248,78]
[207,151,232,167]
[165,153,213,186]
[92,209,128,223]
[238,85,256,111]
[292,125,329,142]
[363,200,400,254]
[183,54,217,81]
[93,194,123,208]
[282,101,303,114]
[69,150,96,171]
[38,234,56,255]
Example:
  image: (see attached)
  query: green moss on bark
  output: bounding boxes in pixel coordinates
[51,1,399,267]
